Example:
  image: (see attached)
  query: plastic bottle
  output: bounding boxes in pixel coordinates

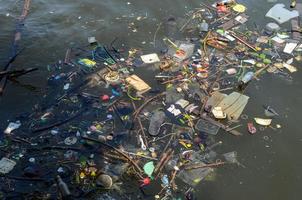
[291,0,297,8]
[216,0,235,6]
[238,72,254,90]
[56,175,71,198]
[199,20,209,32]
[241,72,254,84]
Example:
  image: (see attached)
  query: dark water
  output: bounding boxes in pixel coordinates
[1,0,302,199]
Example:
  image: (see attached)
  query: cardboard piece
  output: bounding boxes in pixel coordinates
[141,53,160,64]
[0,157,16,174]
[283,43,298,54]
[126,75,151,94]
[217,92,249,120]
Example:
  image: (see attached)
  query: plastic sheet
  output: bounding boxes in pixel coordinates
[223,151,239,164]
[148,110,166,136]
[178,163,213,186]
[266,4,299,24]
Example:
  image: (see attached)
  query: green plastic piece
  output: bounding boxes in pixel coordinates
[259,53,266,59]
[263,58,271,64]
[143,161,155,177]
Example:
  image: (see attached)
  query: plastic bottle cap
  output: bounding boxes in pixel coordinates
[101,95,110,102]
[174,166,180,171]
[80,172,85,179]
[64,136,77,145]
[106,135,113,140]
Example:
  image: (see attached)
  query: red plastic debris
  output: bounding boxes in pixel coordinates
[217,5,228,12]
[140,177,151,187]
[101,94,110,102]
[247,122,257,134]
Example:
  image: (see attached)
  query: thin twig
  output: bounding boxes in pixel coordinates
[133,92,166,120]
[153,22,162,48]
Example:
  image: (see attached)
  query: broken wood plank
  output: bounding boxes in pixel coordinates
[218,13,249,30]
[0,67,38,77]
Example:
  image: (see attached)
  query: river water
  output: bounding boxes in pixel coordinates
[0,0,302,199]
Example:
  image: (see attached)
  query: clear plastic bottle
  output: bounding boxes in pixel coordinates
[216,0,235,6]
[241,72,254,84]
[238,71,254,90]
[199,20,209,32]
[56,175,71,198]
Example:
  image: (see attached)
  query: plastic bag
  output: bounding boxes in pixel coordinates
[148,110,166,136]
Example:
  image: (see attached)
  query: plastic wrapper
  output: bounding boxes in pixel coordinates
[223,151,238,164]
[148,110,166,136]
[178,164,213,186]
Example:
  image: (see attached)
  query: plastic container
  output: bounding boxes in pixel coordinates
[195,119,220,135]
[148,110,166,136]
[56,175,71,197]
[216,0,235,6]
[199,20,209,32]
[241,71,254,84]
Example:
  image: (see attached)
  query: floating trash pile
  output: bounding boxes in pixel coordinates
[0,0,300,199]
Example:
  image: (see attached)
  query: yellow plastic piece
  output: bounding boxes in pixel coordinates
[166,83,173,89]
[91,170,96,177]
[255,46,262,51]
[233,4,246,13]
[179,140,192,149]
[96,124,102,130]
[80,172,86,179]
[79,58,96,67]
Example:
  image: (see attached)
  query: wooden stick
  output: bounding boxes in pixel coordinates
[200,3,217,12]
[154,149,172,175]
[229,31,257,51]
[131,101,148,147]
[161,76,184,85]
[184,161,225,170]
[203,31,211,58]
[149,132,175,143]
[0,0,31,95]
[1,175,45,182]
[170,169,178,190]
[31,109,85,133]
[199,114,242,136]
[64,48,71,64]
[81,136,144,178]
[133,92,166,120]
[162,133,174,153]
[0,67,38,77]
[155,150,174,179]
[210,12,232,24]
[153,22,162,47]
